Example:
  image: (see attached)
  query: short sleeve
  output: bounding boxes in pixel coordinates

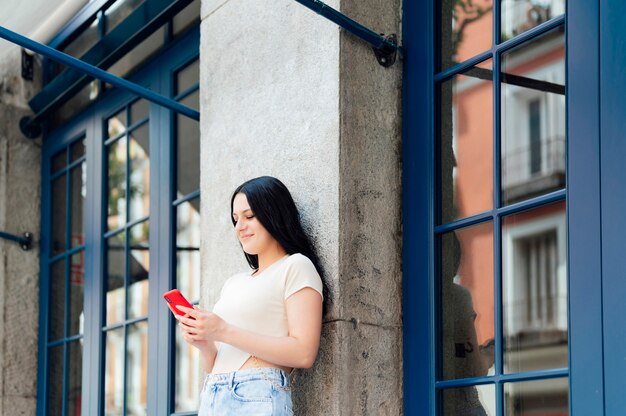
[283,254,324,301]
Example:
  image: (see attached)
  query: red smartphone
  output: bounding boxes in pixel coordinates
[163,289,195,319]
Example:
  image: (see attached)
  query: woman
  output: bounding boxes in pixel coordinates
[175,176,327,415]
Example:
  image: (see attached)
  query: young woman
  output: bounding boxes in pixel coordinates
[175,176,327,415]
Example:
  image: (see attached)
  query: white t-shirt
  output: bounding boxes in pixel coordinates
[211,253,323,374]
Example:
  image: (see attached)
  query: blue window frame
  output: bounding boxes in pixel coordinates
[38,25,200,415]
[403,0,606,414]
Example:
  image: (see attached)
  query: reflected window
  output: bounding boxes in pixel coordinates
[501,0,566,41]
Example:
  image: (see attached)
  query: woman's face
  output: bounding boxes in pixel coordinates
[232,193,277,255]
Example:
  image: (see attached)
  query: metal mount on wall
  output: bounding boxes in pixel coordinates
[0,231,33,251]
[295,0,401,67]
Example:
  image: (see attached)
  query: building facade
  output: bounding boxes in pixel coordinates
[0,0,625,415]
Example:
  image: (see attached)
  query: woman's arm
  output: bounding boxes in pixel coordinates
[177,309,219,372]
[176,287,323,369]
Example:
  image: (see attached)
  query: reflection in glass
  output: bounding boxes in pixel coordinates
[107,232,126,326]
[440,223,495,381]
[176,200,200,301]
[503,201,567,373]
[62,17,99,59]
[176,60,200,95]
[105,0,144,34]
[50,82,99,130]
[108,110,127,139]
[69,251,85,336]
[440,61,493,224]
[501,27,565,206]
[127,321,149,415]
[176,92,200,197]
[67,341,83,416]
[108,137,127,230]
[49,260,66,341]
[47,345,64,416]
[175,327,201,412]
[71,163,86,248]
[71,138,86,162]
[174,200,200,412]
[504,378,569,415]
[52,175,67,255]
[173,0,200,36]
[501,0,565,41]
[105,328,125,415]
[130,99,149,125]
[442,385,496,416]
[129,221,150,320]
[129,123,150,222]
[440,0,493,69]
[108,26,166,80]
[52,149,66,173]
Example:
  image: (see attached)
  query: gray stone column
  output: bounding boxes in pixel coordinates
[0,46,42,415]
[200,0,402,413]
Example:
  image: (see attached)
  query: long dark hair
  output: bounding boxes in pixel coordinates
[230,176,329,303]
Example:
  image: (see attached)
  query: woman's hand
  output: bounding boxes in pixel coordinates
[175,305,229,344]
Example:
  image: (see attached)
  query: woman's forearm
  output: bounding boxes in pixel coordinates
[218,325,318,369]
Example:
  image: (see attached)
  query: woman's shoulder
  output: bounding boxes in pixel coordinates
[285,253,314,268]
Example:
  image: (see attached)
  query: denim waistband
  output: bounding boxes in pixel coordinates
[204,367,290,389]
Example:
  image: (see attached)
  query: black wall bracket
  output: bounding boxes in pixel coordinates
[0,231,33,251]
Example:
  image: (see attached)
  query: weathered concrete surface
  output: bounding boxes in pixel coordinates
[0,45,42,416]
[199,0,403,413]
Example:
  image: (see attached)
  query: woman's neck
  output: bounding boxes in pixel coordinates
[255,244,287,274]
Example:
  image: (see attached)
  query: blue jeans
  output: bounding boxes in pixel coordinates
[198,368,294,415]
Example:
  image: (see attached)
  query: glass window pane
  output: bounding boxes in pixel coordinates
[52,149,67,173]
[130,99,149,125]
[107,232,126,326]
[49,260,66,341]
[105,0,144,34]
[504,378,569,415]
[52,175,67,255]
[440,222,495,381]
[176,200,200,301]
[129,123,150,222]
[104,328,125,415]
[175,328,201,412]
[440,60,493,224]
[440,0,493,70]
[176,94,200,197]
[108,110,127,139]
[108,26,166,80]
[108,137,127,231]
[503,201,567,373]
[441,384,496,415]
[501,0,565,41]
[129,221,150,320]
[69,251,85,336]
[172,0,200,36]
[127,321,149,415]
[176,60,200,95]
[71,138,86,162]
[62,17,99,58]
[71,163,86,248]
[47,345,64,416]
[51,81,100,131]
[501,26,565,206]
[67,341,83,416]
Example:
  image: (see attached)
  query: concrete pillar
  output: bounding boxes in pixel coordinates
[200,0,402,413]
[0,45,42,416]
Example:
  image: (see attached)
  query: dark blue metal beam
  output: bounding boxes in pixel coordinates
[0,25,199,138]
[0,231,33,250]
[294,0,401,66]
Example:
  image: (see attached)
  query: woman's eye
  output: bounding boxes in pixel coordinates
[246,215,255,219]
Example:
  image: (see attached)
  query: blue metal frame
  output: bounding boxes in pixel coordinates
[401,1,604,414]
[38,26,199,415]
[600,0,626,413]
